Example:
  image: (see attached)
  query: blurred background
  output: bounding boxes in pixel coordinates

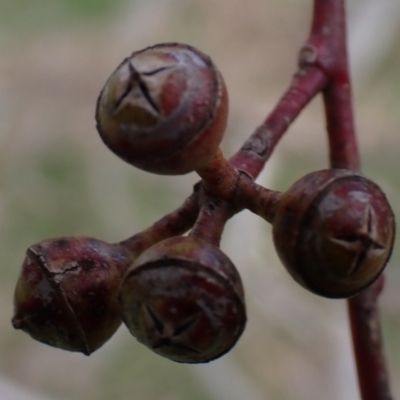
[1,0,400,399]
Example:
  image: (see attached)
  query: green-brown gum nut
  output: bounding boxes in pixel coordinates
[96,42,228,175]
[12,237,133,355]
[119,236,246,363]
[272,169,395,298]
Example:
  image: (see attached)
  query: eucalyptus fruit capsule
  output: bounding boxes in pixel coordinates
[272,169,395,298]
[119,236,246,363]
[96,43,228,175]
[12,237,132,355]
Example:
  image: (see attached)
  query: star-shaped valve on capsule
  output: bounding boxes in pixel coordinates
[142,302,201,355]
[330,205,386,277]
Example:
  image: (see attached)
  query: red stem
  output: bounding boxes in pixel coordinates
[229,66,326,177]
[119,192,199,258]
[196,150,281,222]
[307,1,392,399]
[324,79,360,170]
[312,0,360,170]
[189,40,327,246]
[348,276,392,400]
[188,188,234,246]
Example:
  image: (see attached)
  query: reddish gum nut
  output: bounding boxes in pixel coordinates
[119,236,246,363]
[272,169,395,298]
[12,237,133,355]
[95,42,228,175]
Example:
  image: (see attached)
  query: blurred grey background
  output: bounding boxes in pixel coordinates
[0,0,400,399]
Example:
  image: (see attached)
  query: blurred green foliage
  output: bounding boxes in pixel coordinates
[0,0,123,33]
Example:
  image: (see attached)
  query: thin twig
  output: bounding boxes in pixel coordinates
[308,1,392,399]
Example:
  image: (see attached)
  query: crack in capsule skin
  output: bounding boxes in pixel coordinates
[27,246,83,277]
[330,205,386,277]
[13,237,133,355]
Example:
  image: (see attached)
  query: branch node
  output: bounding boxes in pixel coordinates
[298,44,318,68]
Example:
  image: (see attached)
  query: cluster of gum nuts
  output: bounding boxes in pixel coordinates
[12,43,395,364]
